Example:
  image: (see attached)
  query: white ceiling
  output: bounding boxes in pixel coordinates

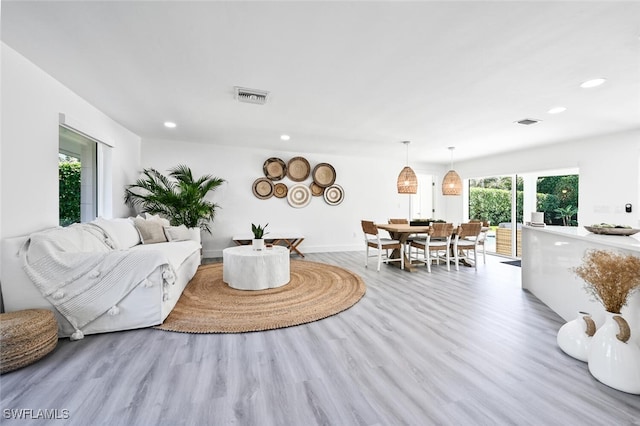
[2,1,639,164]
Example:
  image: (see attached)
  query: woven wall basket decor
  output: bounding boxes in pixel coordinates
[310,182,324,197]
[312,163,336,187]
[287,184,312,208]
[323,184,344,206]
[252,178,275,199]
[274,183,288,198]
[287,157,311,182]
[263,157,287,181]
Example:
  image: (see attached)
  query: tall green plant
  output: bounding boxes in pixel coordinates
[124,164,225,233]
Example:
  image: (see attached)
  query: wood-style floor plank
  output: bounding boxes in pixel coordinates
[1,252,639,425]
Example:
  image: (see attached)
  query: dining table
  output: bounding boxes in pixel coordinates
[376,223,491,271]
[375,223,430,272]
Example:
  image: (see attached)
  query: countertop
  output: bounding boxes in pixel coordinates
[523,225,640,252]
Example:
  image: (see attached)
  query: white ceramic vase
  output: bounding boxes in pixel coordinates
[557,311,596,362]
[588,312,640,394]
[252,238,264,251]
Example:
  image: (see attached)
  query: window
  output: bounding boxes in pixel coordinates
[59,126,97,226]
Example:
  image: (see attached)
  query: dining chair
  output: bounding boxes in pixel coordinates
[361,220,404,271]
[452,222,483,270]
[410,222,454,272]
[470,220,489,264]
[388,218,408,224]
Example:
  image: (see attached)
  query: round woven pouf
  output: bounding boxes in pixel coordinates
[0,309,58,374]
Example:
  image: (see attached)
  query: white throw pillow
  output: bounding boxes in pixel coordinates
[143,213,171,227]
[92,217,141,249]
[164,225,191,242]
[133,217,168,244]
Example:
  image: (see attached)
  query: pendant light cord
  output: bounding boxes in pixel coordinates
[406,142,409,166]
[449,146,455,170]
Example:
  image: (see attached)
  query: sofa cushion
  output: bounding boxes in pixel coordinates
[92,217,140,249]
[143,213,171,227]
[164,225,199,242]
[134,217,168,244]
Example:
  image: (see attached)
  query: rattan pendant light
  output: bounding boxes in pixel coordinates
[397,141,418,194]
[442,146,462,196]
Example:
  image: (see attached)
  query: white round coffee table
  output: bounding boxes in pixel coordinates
[222,245,290,290]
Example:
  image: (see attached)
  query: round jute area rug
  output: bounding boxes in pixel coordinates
[155,260,366,334]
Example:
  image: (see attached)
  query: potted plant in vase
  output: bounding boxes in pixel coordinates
[251,223,268,251]
[124,164,225,234]
[572,249,640,394]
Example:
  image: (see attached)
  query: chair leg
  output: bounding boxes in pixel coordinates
[455,246,460,271]
[473,248,478,270]
[445,248,450,271]
[400,245,405,270]
[377,249,382,272]
[365,245,369,268]
[426,249,431,273]
[482,245,486,264]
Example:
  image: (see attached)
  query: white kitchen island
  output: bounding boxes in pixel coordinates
[522,225,640,332]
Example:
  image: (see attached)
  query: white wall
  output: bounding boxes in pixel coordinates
[142,138,446,257]
[143,133,639,258]
[453,130,640,227]
[0,43,142,240]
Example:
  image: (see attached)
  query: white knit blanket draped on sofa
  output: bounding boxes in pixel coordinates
[22,224,172,340]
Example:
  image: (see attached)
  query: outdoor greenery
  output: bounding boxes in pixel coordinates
[468,175,578,226]
[469,187,527,225]
[124,165,225,234]
[59,160,81,226]
[537,175,579,225]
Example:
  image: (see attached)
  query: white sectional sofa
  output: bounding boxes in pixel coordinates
[1,216,201,339]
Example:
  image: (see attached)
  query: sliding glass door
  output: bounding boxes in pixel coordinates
[469,170,579,259]
[469,175,522,257]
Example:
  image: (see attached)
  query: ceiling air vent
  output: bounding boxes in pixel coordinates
[515,118,541,125]
[234,87,269,105]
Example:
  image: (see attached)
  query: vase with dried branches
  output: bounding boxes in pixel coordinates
[572,249,640,394]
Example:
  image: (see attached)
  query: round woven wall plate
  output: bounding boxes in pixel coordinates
[312,163,336,187]
[287,157,311,182]
[263,158,286,181]
[252,178,274,199]
[274,183,288,198]
[310,182,324,197]
[287,184,312,208]
[324,184,344,206]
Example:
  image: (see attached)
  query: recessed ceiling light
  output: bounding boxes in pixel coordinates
[164,121,177,128]
[280,134,290,141]
[580,78,606,88]
[548,106,567,114]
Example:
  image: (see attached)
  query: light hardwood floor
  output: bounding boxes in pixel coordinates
[1,252,639,425]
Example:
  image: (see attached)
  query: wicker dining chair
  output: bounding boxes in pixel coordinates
[388,218,408,224]
[410,222,455,272]
[452,222,483,270]
[470,220,490,264]
[361,220,404,271]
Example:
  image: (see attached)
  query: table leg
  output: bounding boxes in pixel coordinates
[285,238,305,257]
[386,231,421,272]
[270,238,305,257]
